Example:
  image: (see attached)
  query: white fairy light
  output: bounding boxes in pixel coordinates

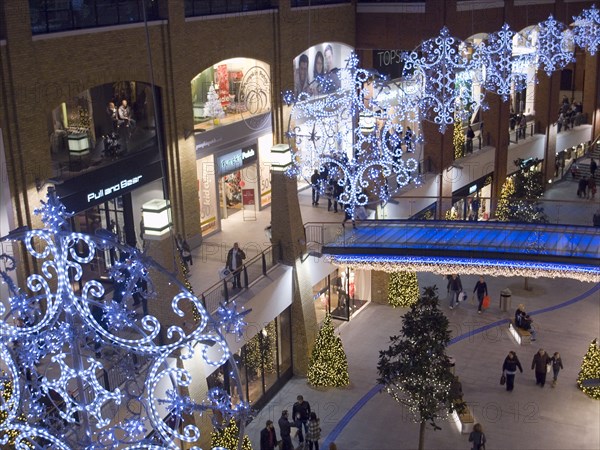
[0,189,249,448]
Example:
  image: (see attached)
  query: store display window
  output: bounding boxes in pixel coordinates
[206,308,292,410]
[312,268,370,323]
[48,81,161,182]
[191,58,271,132]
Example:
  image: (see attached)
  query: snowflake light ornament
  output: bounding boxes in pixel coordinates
[0,188,250,449]
[403,27,483,133]
[474,24,534,101]
[533,15,575,76]
[573,4,600,55]
[286,53,419,217]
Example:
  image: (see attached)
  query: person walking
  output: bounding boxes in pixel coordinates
[587,176,596,200]
[472,275,488,314]
[306,412,321,450]
[311,169,321,206]
[578,176,588,198]
[447,274,463,310]
[502,351,523,392]
[292,395,311,448]
[176,233,193,271]
[226,242,246,289]
[550,352,564,388]
[590,157,597,179]
[260,420,279,450]
[278,410,293,450]
[468,423,486,450]
[531,348,552,388]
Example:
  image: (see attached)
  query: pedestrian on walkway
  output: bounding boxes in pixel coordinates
[468,423,486,450]
[292,395,311,447]
[472,275,488,314]
[531,348,552,388]
[447,274,462,309]
[590,157,597,178]
[587,177,596,200]
[260,420,279,450]
[311,169,321,206]
[278,410,294,450]
[466,125,475,154]
[502,351,523,392]
[226,242,246,289]
[306,412,321,450]
[578,176,588,198]
[550,352,564,388]
[176,233,193,271]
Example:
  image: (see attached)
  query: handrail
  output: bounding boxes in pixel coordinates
[199,243,281,314]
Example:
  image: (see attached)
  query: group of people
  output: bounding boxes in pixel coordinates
[557,96,584,133]
[501,348,564,391]
[446,274,489,313]
[261,395,333,450]
[509,113,528,139]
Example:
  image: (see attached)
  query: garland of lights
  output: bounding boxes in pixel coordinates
[326,255,600,283]
[284,8,599,214]
[0,189,251,449]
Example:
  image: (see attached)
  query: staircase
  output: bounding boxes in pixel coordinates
[572,141,600,183]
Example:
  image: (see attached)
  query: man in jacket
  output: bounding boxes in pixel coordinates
[226,242,246,289]
[532,348,551,387]
[278,410,293,450]
[292,395,311,447]
[447,274,463,309]
[260,420,278,450]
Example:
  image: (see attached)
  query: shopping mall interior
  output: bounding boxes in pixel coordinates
[0,1,599,449]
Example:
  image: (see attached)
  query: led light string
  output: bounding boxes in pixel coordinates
[0,189,251,449]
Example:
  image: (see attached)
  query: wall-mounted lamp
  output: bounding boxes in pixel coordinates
[270,144,292,172]
[142,199,172,240]
[68,133,90,156]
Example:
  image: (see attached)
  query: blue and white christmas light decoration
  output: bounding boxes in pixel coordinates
[573,4,600,56]
[531,15,575,77]
[403,27,484,133]
[286,52,420,218]
[0,188,250,449]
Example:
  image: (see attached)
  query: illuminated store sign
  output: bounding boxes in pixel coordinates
[87,175,143,203]
[216,145,257,175]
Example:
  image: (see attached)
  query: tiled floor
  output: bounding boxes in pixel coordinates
[185,178,600,450]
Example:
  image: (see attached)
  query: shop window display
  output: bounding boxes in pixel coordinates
[191,58,271,132]
[48,81,160,181]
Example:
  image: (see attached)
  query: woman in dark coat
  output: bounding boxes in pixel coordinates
[502,351,523,391]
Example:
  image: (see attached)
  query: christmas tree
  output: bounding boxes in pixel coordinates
[453,117,465,160]
[388,272,419,308]
[308,314,350,387]
[577,338,600,399]
[206,83,225,122]
[244,321,276,378]
[496,177,515,221]
[496,159,548,223]
[211,418,253,450]
[377,286,464,450]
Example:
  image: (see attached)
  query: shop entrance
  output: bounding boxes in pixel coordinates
[220,171,243,219]
[71,195,133,279]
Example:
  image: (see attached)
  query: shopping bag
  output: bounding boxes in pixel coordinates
[482,295,491,309]
[459,291,468,302]
[500,374,506,385]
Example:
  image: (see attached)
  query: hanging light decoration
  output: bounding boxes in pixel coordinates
[572,4,600,56]
[0,188,250,449]
[286,53,419,217]
[474,24,535,100]
[532,15,575,76]
[403,27,484,133]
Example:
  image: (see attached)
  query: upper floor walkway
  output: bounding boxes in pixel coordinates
[310,219,600,282]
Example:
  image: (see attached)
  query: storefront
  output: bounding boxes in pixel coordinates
[206,308,293,410]
[450,175,493,221]
[195,113,273,236]
[0,128,17,298]
[55,141,166,278]
[312,267,370,322]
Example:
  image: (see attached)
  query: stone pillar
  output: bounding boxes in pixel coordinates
[422,121,454,219]
[370,271,390,305]
[583,52,600,138]
[270,171,306,264]
[534,72,561,189]
[482,93,510,214]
